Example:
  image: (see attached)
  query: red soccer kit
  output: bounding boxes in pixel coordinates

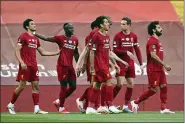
[85,28,99,82]
[16,32,40,82]
[91,31,112,82]
[113,31,142,78]
[53,35,78,81]
[146,36,166,87]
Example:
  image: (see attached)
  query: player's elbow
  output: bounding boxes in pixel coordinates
[40,51,46,56]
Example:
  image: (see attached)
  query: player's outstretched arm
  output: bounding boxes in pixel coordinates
[14,44,27,70]
[109,51,128,67]
[37,47,60,56]
[150,52,171,71]
[34,32,54,42]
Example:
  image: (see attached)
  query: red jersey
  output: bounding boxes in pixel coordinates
[113,32,142,64]
[91,31,110,72]
[17,32,40,66]
[53,35,78,66]
[146,36,164,71]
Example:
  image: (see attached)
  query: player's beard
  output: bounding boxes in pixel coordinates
[30,29,36,32]
[155,30,162,37]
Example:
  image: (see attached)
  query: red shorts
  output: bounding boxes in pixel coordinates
[57,65,76,81]
[147,71,167,88]
[94,71,112,83]
[116,61,135,78]
[16,65,39,82]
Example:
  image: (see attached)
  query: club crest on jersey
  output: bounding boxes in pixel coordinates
[113,41,116,44]
[121,38,125,41]
[32,39,35,42]
[106,39,109,43]
[126,38,129,41]
[68,40,72,44]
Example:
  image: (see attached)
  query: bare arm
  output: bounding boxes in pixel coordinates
[75,46,89,77]
[15,45,24,64]
[74,47,80,63]
[35,32,55,42]
[37,47,60,56]
[90,49,95,75]
[15,45,27,70]
[150,52,165,66]
[76,45,89,66]
[151,52,171,71]
[110,51,128,67]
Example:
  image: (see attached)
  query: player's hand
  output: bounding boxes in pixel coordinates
[140,64,145,75]
[127,51,135,60]
[76,64,83,77]
[20,62,27,70]
[122,61,129,68]
[115,64,120,74]
[164,64,171,71]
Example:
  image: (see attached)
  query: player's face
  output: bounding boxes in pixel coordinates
[28,21,36,31]
[101,19,110,31]
[121,20,129,31]
[65,23,74,35]
[154,25,163,36]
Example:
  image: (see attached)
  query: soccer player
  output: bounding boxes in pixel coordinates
[131,21,175,114]
[34,23,79,114]
[113,17,144,113]
[87,16,122,114]
[76,20,99,113]
[7,19,60,114]
[76,17,128,113]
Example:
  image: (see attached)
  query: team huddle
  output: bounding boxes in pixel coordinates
[7,16,175,115]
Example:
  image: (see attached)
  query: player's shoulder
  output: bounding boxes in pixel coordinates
[85,34,90,40]
[130,32,137,37]
[72,35,78,40]
[19,32,27,38]
[147,36,157,44]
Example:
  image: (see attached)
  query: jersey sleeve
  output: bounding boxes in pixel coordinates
[85,35,89,46]
[148,39,157,52]
[91,34,98,51]
[112,34,120,48]
[17,35,25,46]
[133,34,139,47]
[53,36,62,45]
[37,39,41,48]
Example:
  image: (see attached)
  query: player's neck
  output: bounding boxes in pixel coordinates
[65,34,72,38]
[122,30,130,35]
[99,29,106,36]
[152,34,159,39]
[27,30,34,36]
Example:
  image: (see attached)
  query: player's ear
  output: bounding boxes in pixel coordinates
[152,29,156,33]
[100,23,103,28]
[26,26,29,30]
